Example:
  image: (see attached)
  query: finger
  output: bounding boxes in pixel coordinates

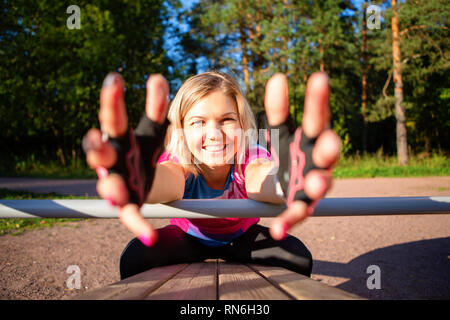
[270,201,309,240]
[304,169,332,200]
[312,129,341,168]
[96,173,129,207]
[264,73,290,126]
[118,204,158,247]
[302,72,331,138]
[83,128,117,169]
[146,74,170,125]
[99,72,128,138]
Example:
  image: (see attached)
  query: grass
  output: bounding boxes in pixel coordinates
[0,188,89,236]
[334,152,450,178]
[1,152,449,179]
[0,155,96,179]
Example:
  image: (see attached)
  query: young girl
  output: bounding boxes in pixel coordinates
[84,70,340,280]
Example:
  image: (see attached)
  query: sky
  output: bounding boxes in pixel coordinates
[167,0,383,75]
[180,0,370,12]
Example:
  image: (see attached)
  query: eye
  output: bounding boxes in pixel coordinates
[190,120,204,127]
[222,117,236,123]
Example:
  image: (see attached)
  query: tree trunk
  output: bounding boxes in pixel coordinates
[391,0,408,165]
[318,38,325,72]
[238,2,250,95]
[240,26,250,95]
[282,0,289,74]
[361,1,368,153]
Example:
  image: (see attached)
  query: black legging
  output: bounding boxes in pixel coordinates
[119,224,313,280]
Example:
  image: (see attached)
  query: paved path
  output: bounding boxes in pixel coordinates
[0,178,98,197]
[1,176,449,198]
[0,176,449,300]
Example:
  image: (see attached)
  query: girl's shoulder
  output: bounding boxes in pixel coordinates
[157,150,179,164]
[233,143,271,183]
[156,151,189,177]
[240,143,271,171]
[245,143,271,161]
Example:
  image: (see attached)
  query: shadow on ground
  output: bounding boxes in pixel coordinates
[313,237,450,299]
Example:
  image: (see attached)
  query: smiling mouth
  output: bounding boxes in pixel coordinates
[202,145,226,152]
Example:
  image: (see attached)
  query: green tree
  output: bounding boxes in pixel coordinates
[183,0,359,156]
[369,0,449,156]
[0,0,178,166]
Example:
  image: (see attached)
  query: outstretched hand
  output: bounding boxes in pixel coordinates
[264,73,341,240]
[83,73,170,246]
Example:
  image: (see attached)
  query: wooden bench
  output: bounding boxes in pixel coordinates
[73,260,364,300]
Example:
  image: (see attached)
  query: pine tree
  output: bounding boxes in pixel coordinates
[391,0,408,165]
[361,1,369,153]
[369,0,449,156]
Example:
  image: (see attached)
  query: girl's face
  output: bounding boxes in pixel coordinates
[183,90,242,168]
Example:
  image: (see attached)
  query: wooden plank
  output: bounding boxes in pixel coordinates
[218,261,291,300]
[248,264,365,300]
[146,261,217,300]
[74,261,364,300]
[73,263,188,300]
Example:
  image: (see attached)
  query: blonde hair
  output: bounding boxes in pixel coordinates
[165,71,257,177]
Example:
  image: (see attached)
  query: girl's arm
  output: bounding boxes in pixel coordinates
[145,161,186,203]
[245,159,285,204]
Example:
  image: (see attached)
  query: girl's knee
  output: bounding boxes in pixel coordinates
[268,235,313,276]
[119,237,149,279]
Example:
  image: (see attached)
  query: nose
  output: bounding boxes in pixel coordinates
[203,122,223,142]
